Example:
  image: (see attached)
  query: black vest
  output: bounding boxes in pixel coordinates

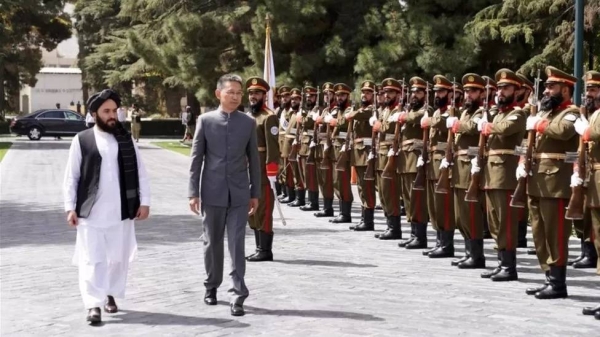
[75,129,102,218]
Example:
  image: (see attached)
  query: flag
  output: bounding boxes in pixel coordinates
[263,17,276,110]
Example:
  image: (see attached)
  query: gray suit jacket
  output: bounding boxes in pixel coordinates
[188,108,261,207]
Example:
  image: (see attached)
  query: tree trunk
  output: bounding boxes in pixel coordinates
[165,85,184,117]
[186,90,201,115]
[0,66,5,120]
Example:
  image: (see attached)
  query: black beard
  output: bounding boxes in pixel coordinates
[284,101,292,110]
[498,94,515,108]
[337,99,347,109]
[96,115,117,133]
[516,93,525,103]
[464,100,480,111]
[385,98,396,107]
[306,101,316,110]
[250,99,263,114]
[410,98,424,110]
[361,98,372,107]
[291,103,299,111]
[434,96,448,109]
[540,93,563,111]
[454,96,462,106]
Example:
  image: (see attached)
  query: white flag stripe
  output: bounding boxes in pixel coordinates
[263,23,276,110]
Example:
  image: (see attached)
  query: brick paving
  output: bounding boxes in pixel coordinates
[1,138,598,337]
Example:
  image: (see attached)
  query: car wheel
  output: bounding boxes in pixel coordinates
[28,126,42,141]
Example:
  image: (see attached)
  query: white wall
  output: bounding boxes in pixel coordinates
[20,69,83,113]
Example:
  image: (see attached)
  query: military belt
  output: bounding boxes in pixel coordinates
[533,153,566,160]
[486,149,515,156]
[354,138,373,146]
[455,149,470,156]
[285,135,295,139]
[257,147,266,152]
[336,132,348,139]
[385,134,395,141]
[402,139,415,146]
[380,141,393,146]
[592,163,600,170]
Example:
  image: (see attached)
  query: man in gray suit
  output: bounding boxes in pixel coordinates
[188,74,261,317]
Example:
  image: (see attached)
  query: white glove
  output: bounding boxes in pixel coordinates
[439,158,450,169]
[477,118,486,131]
[387,148,395,157]
[570,172,583,187]
[324,115,332,123]
[470,157,480,174]
[296,111,303,116]
[311,112,319,121]
[309,141,317,148]
[516,163,529,179]
[388,112,400,122]
[340,144,346,152]
[416,156,425,167]
[292,139,298,145]
[446,116,458,129]
[574,118,589,136]
[367,152,376,160]
[526,116,541,131]
[369,116,377,126]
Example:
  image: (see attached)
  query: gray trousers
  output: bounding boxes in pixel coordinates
[202,203,249,305]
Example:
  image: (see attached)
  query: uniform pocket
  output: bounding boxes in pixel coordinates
[536,159,561,175]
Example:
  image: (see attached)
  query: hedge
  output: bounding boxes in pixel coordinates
[0,118,188,137]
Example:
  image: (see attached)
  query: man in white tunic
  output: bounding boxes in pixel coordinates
[63,89,150,324]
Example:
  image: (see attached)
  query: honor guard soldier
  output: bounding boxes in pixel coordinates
[521,66,579,298]
[325,83,354,223]
[446,73,487,268]
[297,86,320,211]
[371,78,404,240]
[396,77,432,249]
[347,80,377,231]
[375,84,385,211]
[244,77,280,262]
[570,71,600,270]
[282,88,305,205]
[420,75,457,258]
[573,70,600,319]
[314,82,337,218]
[277,86,294,202]
[475,69,526,281]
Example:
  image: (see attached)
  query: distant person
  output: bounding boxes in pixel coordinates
[117,106,127,123]
[130,104,143,142]
[76,101,82,114]
[56,103,61,109]
[63,89,150,325]
[181,106,196,143]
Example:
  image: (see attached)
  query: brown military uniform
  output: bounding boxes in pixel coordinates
[375,78,403,240]
[295,86,319,210]
[397,77,431,249]
[524,67,582,299]
[314,82,336,218]
[584,105,600,274]
[282,89,305,203]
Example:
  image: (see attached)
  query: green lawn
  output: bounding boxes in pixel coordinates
[152,141,191,156]
[0,142,12,162]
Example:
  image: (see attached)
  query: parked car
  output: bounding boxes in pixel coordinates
[9,109,87,140]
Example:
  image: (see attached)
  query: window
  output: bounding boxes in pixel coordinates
[64,111,83,120]
[38,111,65,119]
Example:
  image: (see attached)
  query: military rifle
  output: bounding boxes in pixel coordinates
[320,93,334,170]
[287,86,306,162]
[364,90,378,181]
[565,91,588,219]
[435,78,457,194]
[510,69,541,207]
[382,81,406,179]
[413,82,431,190]
[465,77,491,202]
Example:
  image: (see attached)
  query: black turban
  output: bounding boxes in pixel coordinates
[86,89,122,113]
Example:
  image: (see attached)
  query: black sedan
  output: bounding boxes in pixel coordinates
[10,109,88,140]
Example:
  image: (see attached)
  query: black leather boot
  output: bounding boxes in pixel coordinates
[452,239,470,266]
[423,231,441,256]
[400,199,406,216]
[245,230,260,260]
[517,220,528,248]
[330,201,352,223]
[458,239,486,269]
[288,189,306,207]
[573,241,598,269]
[247,231,273,262]
[582,304,600,316]
[481,251,502,278]
[527,247,537,255]
[279,186,296,204]
[275,182,282,197]
[277,183,287,199]
[405,223,428,249]
[354,208,375,231]
[429,231,455,258]
[378,216,402,240]
[397,222,416,247]
[491,250,518,282]
[568,237,585,266]
[314,197,334,217]
[525,271,550,295]
[86,307,101,324]
[349,207,364,230]
[535,266,568,299]
[299,191,319,211]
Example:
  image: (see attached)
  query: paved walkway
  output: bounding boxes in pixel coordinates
[0,138,598,337]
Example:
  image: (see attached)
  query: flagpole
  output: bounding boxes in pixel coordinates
[264,14,276,110]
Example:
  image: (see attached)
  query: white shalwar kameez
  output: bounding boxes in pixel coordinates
[63,126,150,309]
